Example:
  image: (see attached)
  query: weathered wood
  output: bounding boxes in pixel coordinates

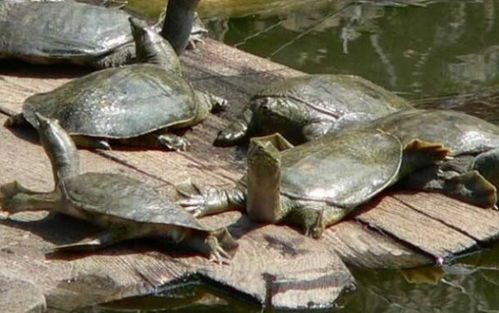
[3,37,499,311]
[322,221,432,269]
[0,57,355,310]
[356,194,478,260]
[394,192,499,243]
[0,275,46,313]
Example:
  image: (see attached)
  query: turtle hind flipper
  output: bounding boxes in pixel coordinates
[444,170,497,208]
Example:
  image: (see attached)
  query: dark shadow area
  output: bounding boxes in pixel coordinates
[0,60,91,79]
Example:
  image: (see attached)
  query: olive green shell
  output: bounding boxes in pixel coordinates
[64,172,210,231]
[371,109,499,156]
[23,64,201,138]
[0,1,132,64]
[256,74,412,122]
[277,130,403,207]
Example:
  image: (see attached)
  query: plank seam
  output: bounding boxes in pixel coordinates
[391,195,484,243]
[353,217,447,263]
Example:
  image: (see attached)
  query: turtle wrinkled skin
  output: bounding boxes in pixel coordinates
[0,114,238,261]
[214,74,413,146]
[368,109,499,208]
[179,130,450,238]
[0,0,204,68]
[6,17,226,151]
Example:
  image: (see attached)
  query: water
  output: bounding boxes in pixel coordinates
[84,0,499,312]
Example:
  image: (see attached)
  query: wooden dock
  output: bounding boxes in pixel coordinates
[2,39,499,313]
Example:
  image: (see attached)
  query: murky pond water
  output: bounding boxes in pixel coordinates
[81,0,499,312]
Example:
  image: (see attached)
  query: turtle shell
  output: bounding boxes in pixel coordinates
[64,172,210,231]
[254,74,412,121]
[372,109,499,156]
[23,64,199,138]
[0,1,131,64]
[278,129,403,208]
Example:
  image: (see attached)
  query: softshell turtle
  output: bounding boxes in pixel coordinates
[0,0,203,67]
[368,109,499,208]
[0,114,238,260]
[6,17,225,151]
[179,130,450,238]
[214,74,413,146]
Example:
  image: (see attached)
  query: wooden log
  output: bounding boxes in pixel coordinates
[3,37,499,311]
[0,63,355,310]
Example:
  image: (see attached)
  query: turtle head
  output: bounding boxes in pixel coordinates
[251,97,306,144]
[246,134,293,223]
[129,17,182,74]
[34,113,80,185]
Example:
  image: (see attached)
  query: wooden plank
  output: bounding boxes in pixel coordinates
[393,192,499,243]
[356,194,478,260]
[323,221,432,269]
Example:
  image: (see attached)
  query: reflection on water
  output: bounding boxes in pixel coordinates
[208,0,499,99]
[84,1,499,312]
[85,243,499,313]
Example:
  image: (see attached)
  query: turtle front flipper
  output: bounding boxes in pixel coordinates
[214,109,254,146]
[176,180,246,217]
[49,228,132,253]
[246,133,294,223]
[1,181,59,215]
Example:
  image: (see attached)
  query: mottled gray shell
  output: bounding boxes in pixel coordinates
[278,130,403,207]
[23,64,199,138]
[255,74,412,123]
[0,1,131,63]
[64,172,210,230]
[372,109,499,156]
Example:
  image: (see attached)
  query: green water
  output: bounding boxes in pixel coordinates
[84,0,499,312]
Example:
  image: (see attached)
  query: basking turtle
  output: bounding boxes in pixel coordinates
[0,114,238,260]
[368,109,499,208]
[179,130,450,238]
[6,17,226,151]
[214,74,413,146]
[0,0,203,67]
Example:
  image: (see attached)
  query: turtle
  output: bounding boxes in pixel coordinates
[214,74,413,146]
[5,17,226,151]
[0,0,203,68]
[179,129,450,238]
[366,109,499,208]
[0,113,238,261]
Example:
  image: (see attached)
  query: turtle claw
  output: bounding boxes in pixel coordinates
[493,205,499,211]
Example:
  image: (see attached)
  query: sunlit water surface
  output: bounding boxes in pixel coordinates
[82,0,499,312]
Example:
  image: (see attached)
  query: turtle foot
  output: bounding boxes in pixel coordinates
[157,134,191,151]
[206,228,238,263]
